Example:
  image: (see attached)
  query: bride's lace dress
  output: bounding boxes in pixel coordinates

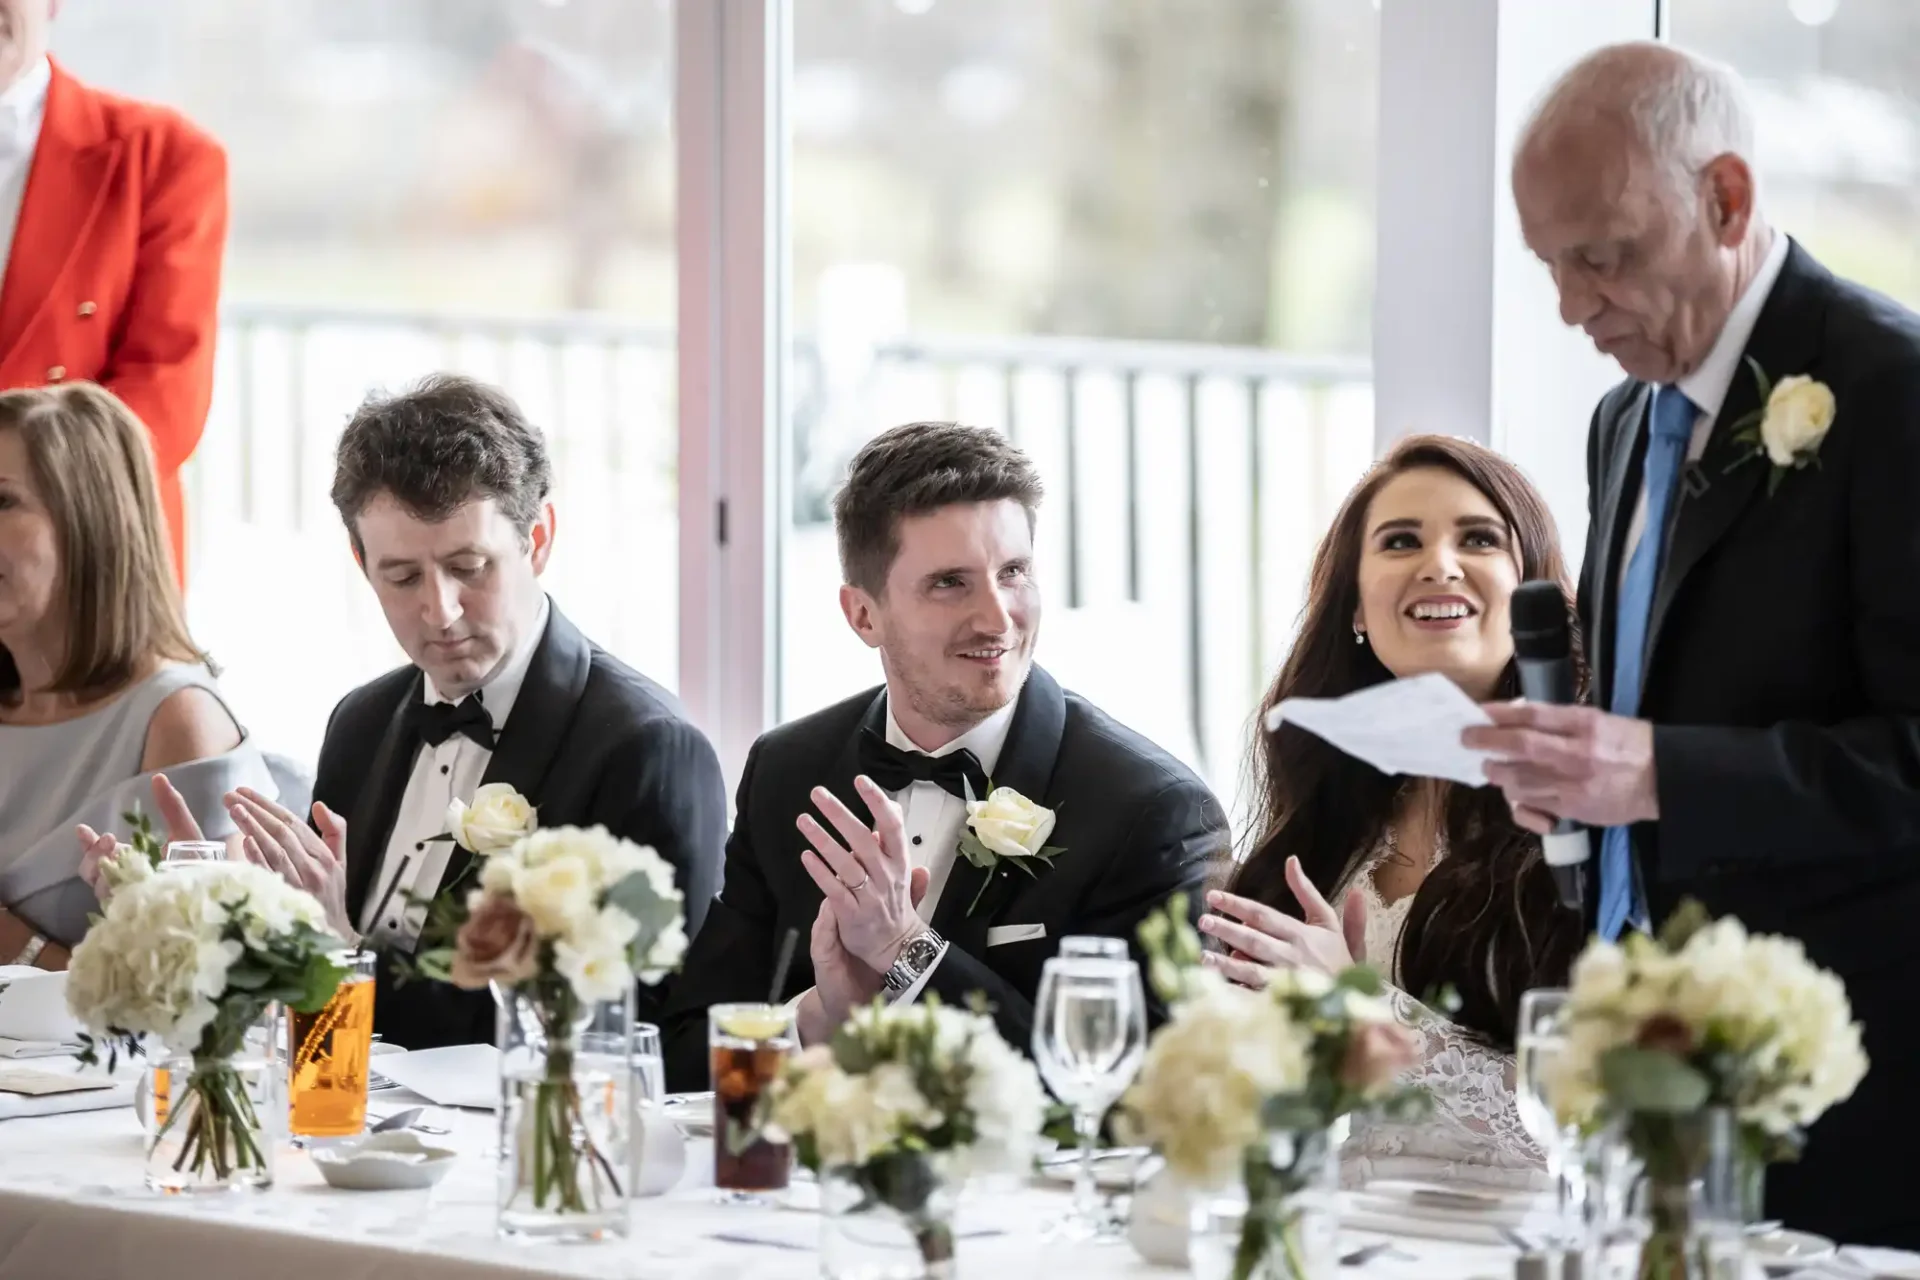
[1337,829,1549,1191]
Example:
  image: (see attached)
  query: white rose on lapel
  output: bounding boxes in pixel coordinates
[958,784,1066,916]
[1726,357,1835,495]
[1759,375,1836,467]
[966,787,1056,859]
[445,783,538,854]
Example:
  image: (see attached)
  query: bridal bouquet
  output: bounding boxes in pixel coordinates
[415,815,687,1232]
[66,851,348,1190]
[1123,899,1423,1280]
[1549,901,1867,1278]
[767,998,1048,1272]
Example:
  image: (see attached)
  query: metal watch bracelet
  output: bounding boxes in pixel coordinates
[882,927,944,995]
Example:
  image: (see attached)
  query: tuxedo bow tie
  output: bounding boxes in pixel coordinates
[857,727,988,802]
[407,695,496,750]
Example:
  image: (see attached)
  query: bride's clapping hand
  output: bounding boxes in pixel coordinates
[1199,855,1368,988]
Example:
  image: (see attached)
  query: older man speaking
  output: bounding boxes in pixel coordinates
[1469,42,1920,1246]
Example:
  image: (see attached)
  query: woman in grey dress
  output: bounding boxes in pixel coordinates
[0,383,274,963]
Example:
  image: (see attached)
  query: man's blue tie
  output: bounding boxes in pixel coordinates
[1597,385,1697,942]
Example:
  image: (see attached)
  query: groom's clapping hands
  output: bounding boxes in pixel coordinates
[796,776,926,973]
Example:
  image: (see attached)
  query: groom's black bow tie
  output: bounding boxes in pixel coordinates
[857,727,988,802]
[407,694,497,750]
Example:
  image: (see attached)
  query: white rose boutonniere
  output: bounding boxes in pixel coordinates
[958,783,1065,915]
[1726,357,1835,495]
[443,782,538,854]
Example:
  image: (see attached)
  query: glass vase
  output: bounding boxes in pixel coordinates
[1621,1108,1748,1280]
[495,978,635,1240]
[1190,1126,1340,1280]
[144,1011,282,1194]
[821,1154,959,1280]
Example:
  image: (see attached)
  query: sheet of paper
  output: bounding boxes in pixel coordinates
[1264,672,1495,786]
[373,1045,500,1110]
[0,970,81,1044]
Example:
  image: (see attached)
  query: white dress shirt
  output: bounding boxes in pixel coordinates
[0,57,49,292]
[792,696,1018,1040]
[360,596,551,948]
[1618,230,1791,586]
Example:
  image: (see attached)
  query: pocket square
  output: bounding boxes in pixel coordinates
[985,923,1047,947]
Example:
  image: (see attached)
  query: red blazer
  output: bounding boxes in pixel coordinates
[0,60,227,583]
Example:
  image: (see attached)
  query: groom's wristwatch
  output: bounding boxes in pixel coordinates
[883,927,946,996]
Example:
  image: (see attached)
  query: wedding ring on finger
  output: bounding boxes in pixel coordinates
[844,874,870,894]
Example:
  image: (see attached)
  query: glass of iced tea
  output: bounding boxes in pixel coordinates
[709,1002,794,1202]
[288,950,377,1139]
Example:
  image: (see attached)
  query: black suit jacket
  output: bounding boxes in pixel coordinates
[312,602,727,1051]
[661,666,1229,1091]
[1577,240,1920,1247]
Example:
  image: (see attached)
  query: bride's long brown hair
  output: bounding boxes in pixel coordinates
[1230,435,1585,1049]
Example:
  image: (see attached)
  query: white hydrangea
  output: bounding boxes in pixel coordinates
[66,861,332,1055]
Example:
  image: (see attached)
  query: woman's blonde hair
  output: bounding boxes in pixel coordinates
[0,383,207,699]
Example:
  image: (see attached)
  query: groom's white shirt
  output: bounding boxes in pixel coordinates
[1618,229,1790,590]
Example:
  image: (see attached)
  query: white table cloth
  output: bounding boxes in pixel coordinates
[0,1081,1517,1280]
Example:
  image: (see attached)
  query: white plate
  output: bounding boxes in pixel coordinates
[1750,1229,1837,1273]
[310,1131,457,1191]
[1842,1246,1920,1279]
[1037,1148,1152,1191]
[1362,1179,1522,1214]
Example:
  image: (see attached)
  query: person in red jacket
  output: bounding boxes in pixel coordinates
[0,3,227,585]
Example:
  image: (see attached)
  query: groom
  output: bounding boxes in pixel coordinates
[1471,44,1920,1247]
[662,422,1228,1090]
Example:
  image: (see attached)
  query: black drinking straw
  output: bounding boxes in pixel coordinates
[767,927,800,1005]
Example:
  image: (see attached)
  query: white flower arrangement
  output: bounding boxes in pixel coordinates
[1548,901,1867,1145]
[767,998,1048,1183]
[67,854,345,1058]
[1726,358,1836,495]
[419,823,687,1005]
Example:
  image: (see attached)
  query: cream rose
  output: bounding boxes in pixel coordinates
[445,783,538,854]
[1759,375,1835,467]
[964,787,1056,860]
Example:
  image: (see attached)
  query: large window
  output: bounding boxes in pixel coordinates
[54,0,676,760]
[777,0,1379,802]
[1672,0,1920,308]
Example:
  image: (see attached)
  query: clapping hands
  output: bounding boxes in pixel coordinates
[1198,855,1369,989]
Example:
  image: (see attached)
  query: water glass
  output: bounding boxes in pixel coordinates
[1058,935,1129,960]
[1516,988,1585,1249]
[1033,952,1148,1242]
[161,841,225,866]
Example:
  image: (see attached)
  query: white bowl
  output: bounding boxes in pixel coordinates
[310,1130,458,1191]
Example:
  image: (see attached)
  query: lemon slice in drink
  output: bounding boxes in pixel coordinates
[716,1006,790,1040]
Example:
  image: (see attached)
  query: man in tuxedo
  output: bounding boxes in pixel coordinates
[0,3,226,583]
[1470,44,1920,1247]
[663,422,1228,1090]
[228,375,725,1048]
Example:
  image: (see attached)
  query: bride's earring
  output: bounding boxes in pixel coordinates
[1353,625,1366,645]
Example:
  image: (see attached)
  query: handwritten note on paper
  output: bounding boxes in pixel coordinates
[1264,672,1496,786]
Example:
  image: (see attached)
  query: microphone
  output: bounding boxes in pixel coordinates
[1508,580,1588,911]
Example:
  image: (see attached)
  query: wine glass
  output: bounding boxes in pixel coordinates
[1517,988,1585,1250]
[1058,935,1128,960]
[1033,952,1148,1242]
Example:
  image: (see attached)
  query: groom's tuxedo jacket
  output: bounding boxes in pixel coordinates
[1578,240,1920,1247]
[661,666,1229,1091]
[311,605,727,1051]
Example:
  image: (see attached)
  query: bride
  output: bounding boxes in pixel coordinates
[1204,434,1584,1189]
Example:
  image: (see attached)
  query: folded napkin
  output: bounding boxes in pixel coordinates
[0,1076,133,1121]
[0,1037,85,1060]
[1343,1186,1559,1247]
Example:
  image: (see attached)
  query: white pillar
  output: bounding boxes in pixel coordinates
[1374,0,1660,555]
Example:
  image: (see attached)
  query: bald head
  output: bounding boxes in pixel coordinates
[1518,42,1754,200]
[1512,41,1773,385]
